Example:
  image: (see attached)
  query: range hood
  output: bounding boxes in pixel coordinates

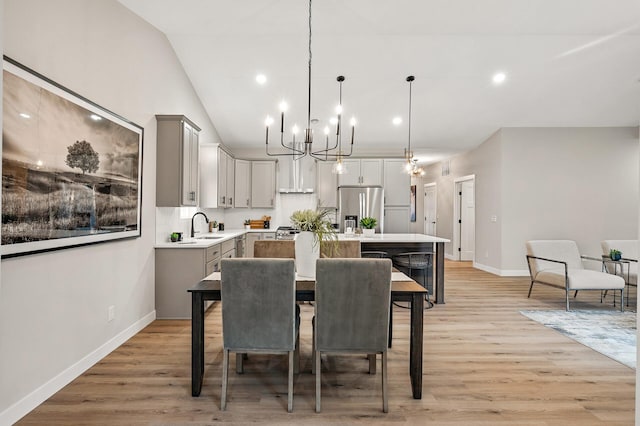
[278,143,315,193]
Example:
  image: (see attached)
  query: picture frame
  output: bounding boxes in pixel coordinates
[410,184,417,222]
[2,56,143,258]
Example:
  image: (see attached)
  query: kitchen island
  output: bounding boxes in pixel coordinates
[338,233,450,303]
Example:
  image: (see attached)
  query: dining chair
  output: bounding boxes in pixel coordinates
[220,258,298,412]
[253,240,295,258]
[314,258,392,413]
[320,239,361,258]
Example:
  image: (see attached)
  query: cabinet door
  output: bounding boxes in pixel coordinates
[246,233,261,257]
[316,161,338,208]
[218,148,228,206]
[181,122,199,206]
[384,206,410,233]
[360,159,383,186]
[251,161,276,208]
[225,154,235,208]
[234,159,251,208]
[337,159,361,186]
[383,159,410,205]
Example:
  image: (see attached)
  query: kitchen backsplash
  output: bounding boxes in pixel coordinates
[155,193,335,243]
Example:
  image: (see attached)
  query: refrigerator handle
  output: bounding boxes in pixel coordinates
[359,192,364,222]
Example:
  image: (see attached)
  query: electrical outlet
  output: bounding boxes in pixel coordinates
[108,305,115,322]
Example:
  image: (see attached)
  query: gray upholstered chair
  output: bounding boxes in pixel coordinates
[220,258,298,412]
[526,240,625,311]
[314,258,392,413]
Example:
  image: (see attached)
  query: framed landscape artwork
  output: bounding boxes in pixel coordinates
[2,56,143,258]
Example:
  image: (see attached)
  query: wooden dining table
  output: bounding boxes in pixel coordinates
[188,271,428,399]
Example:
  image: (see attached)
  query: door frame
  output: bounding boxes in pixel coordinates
[453,174,475,261]
[423,182,437,235]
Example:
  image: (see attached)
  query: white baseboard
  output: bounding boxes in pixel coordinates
[473,262,530,277]
[0,310,156,426]
[445,253,456,260]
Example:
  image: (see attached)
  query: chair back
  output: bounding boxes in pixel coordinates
[526,240,583,277]
[221,258,296,351]
[254,240,295,258]
[314,258,392,353]
[320,240,361,258]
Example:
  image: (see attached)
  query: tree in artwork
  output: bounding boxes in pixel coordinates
[65,140,100,174]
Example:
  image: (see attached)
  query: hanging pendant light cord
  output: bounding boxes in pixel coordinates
[407,75,415,159]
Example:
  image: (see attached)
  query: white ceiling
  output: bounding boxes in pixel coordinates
[118,0,640,164]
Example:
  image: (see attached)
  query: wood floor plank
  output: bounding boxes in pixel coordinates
[17,261,635,425]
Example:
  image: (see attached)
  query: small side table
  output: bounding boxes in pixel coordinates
[602,256,633,306]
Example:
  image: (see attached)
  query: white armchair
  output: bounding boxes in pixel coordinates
[601,240,638,305]
[525,240,625,311]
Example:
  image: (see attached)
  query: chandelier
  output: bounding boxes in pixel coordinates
[403,75,423,177]
[264,0,354,169]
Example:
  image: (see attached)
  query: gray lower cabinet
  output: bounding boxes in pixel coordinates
[155,244,222,319]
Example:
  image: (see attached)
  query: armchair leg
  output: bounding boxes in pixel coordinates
[566,289,570,311]
[527,280,535,298]
[621,289,625,312]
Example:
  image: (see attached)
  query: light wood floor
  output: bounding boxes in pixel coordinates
[18,261,636,425]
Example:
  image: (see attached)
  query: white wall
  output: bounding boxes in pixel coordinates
[422,126,639,275]
[0,0,219,422]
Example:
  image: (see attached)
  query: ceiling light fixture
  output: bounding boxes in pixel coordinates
[263,0,354,172]
[403,75,421,176]
[492,72,506,85]
[256,74,267,85]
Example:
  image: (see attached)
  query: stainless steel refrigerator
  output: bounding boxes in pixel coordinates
[337,185,384,233]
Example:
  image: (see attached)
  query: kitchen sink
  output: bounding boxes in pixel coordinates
[196,235,223,240]
[177,240,198,244]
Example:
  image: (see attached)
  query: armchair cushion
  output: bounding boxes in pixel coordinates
[537,269,626,290]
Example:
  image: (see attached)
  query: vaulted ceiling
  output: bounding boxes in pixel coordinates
[119,0,640,164]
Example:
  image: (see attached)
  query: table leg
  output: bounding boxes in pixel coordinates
[409,292,424,399]
[191,293,205,397]
[435,241,445,304]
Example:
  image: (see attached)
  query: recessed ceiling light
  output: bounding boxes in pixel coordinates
[256,74,267,85]
[19,113,30,119]
[90,114,102,121]
[392,116,402,126]
[492,72,506,85]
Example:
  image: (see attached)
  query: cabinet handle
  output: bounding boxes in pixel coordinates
[189,191,196,201]
[229,197,233,205]
[246,199,249,206]
[221,195,225,204]
[270,199,274,206]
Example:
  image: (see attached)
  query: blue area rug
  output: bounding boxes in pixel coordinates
[520,310,636,369]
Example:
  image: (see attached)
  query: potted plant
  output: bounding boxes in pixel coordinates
[610,249,622,261]
[244,219,251,230]
[360,217,377,237]
[209,220,219,233]
[290,209,337,277]
[170,232,180,243]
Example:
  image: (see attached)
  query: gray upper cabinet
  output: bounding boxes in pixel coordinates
[200,144,235,209]
[383,159,411,205]
[156,115,201,207]
[234,159,251,208]
[316,161,338,208]
[251,161,276,208]
[338,159,383,186]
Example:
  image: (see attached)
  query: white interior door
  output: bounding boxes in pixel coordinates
[423,184,437,235]
[459,180,475,261]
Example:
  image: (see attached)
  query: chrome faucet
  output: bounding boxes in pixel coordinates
[190,212,209,238]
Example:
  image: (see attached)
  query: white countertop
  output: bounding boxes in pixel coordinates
[156,231,448,249]
[155,229,269,249]
[338,233,450,243]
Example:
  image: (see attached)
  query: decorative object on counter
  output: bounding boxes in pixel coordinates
[290,209,337,277]
[170,232,180,243]
[218,222,224,231]
[190,212,209,238]
[344,218,356,236]
[209,220,219,233]
[262,0,356,174]
[610,249,622,261]
[360,217,377,237]
[244,219,251,230]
